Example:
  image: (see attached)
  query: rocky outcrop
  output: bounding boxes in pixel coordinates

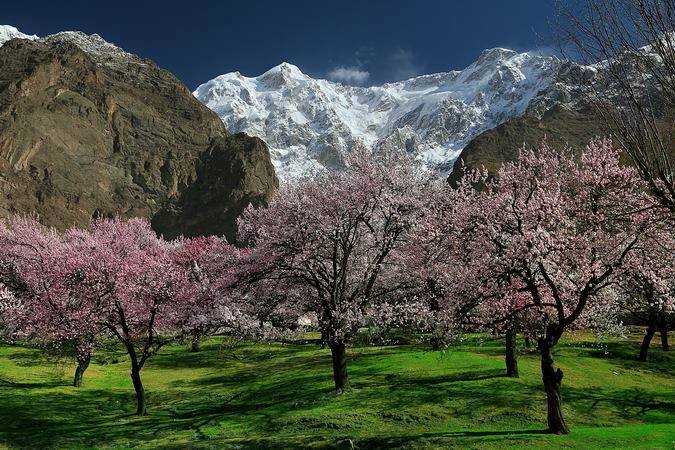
[447,103,674,185]
[447,105,606,184]
[0,31,278,241]
[152,133,278,239]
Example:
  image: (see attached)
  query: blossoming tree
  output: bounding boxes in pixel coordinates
[61,218,199,415]
[238,149,439,392]
[0,217,101,387]
[170,235,258,351]
[413,139,659,434]
[615,222,674,360]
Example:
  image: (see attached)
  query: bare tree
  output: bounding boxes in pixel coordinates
[558,0,675,213]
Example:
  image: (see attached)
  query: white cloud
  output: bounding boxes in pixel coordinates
[327,66,370,85]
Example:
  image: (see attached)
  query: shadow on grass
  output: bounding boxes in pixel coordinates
[351,428,551,450]
[0,387,138,447]
[0,349,532,447]
[105,352,675,431]
[0,338,673,448]
[574,339,674,377]
[0,377,69,389]
[381,368,507,387]
[0,384,273,447]
[150,342,313,370]
[564,385,675,420]
[5,349,69,368]
[219,428,551,450]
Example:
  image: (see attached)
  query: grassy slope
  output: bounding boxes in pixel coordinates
[0,331,672,449]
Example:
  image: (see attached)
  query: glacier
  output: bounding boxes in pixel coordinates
[194,49,579,179]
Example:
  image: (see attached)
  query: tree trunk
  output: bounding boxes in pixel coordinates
[320,329,328,349]
[191,337,201,353]
[639,318,657,361]
[329,340,349,393]
[73,355,90,387]
[659,323,669,351]
[505,328,519,378]
[130,368,146,416]
[539,339,569,434]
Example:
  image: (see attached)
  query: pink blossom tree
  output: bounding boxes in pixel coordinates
[61,218,197,415]
[412,139,659,434]
[169,235,258,352]
[0,217,253,411]
[615,223,674,360]
[238,149,440,392]
[402,170,529,377]
[0,217,101,387]
[169,235,226,352]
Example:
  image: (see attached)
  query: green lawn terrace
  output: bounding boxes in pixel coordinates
[0,330,673,449]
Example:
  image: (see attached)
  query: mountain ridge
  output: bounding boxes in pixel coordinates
[194,48,589,179]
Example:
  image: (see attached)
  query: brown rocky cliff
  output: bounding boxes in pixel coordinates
[448,100,674,186]
[448,105,615,185]
[0,34,278,241]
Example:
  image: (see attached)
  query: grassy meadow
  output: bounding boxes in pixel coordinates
[0,330,672,449]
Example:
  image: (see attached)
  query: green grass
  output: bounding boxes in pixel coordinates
[0,330,673,449]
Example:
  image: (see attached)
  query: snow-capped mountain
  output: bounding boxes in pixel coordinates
[0,25,37,46]
[0,26,144,71]
[195,49,582,179]
[0,25,611,182]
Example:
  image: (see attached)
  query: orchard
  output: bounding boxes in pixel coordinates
[0,140,672,444]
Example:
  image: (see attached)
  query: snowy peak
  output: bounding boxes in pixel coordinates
[195,49,570,179]
[0,26,143,70]
[475,47,518,65]
[258,63,309,89]
[0,25,37,46]
[261,62,307,81]
[41,31,142,68]
[44,31,132,58]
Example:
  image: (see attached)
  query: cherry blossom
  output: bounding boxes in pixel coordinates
[238,148,441,392]
[411,139,662,434]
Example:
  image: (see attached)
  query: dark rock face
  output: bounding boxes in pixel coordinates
[447,105,607,185]
[448,102,674,186]
[152,134,278,240]
[0,34,278,241]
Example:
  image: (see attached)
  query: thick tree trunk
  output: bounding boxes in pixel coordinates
[330,340,349,393]
[130,368,146,416]
[639,318,657,362]
[539,339,569,434]
[659,324,669,351]
[505,328,519,378]
[191,337,201,353]
[73,355,90,387]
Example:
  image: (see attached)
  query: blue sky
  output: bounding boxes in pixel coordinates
[4,0,559,89]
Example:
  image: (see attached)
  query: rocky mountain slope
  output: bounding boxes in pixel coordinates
[447,105,605,185]
[195,49,595,179]
[449,102,674,185]
[0,26,278,241]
